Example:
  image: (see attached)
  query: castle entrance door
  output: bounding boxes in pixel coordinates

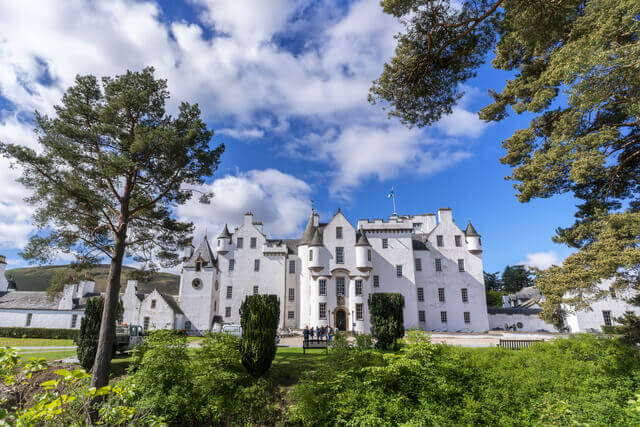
[335,309,346,331]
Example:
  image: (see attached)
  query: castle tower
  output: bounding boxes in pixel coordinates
[465,221,482,254]
[355,231,372,271]
[216,224,232,254]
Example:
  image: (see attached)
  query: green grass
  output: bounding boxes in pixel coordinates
[0,337,74,347]
[17,349,77,362]
[267,347,328,386]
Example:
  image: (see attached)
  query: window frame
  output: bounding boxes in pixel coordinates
[436,235,444,247]
[288,311,295,320]
[435,258,442,272]
[254,259,260,271]
[336,226,343,239]
[382,238,388,249]
[289,259,296,274]
[250,237,257,248]
[373,275,380,288]
[455,235,462,247]
[418,310,426,322]
[396,264,403,278]
[355,280,363,296]
[355,303,364,320]
[151,299,156,309]
[458,258,465,272]
[253,285,259,295]
[319,279,327,296]
[226,286,233,299]
[319,303,327,320]
[438,288,445,302]
[225,307,232,317]
[417,287,424,302]
[464,311,471,324]
[288,288,295,301]
[237,237,243,248]
[229,259,235,272]
[602,310,613,326]
[336,277,346,296]
[415,257,422,271]
[461,288,469,303]
[336,247,344,264]
[440,311,447,323]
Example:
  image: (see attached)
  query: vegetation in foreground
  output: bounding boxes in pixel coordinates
[4,331,639,425]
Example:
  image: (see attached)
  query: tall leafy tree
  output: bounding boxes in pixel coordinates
[0,67,224,388]
[371,0,640,322]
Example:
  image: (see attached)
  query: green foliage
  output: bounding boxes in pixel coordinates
[368,293,405,350]
[485,289,504,307]
[484,271,502,291]
[76,297,116,371]
[0,327,77,340]
[290,333,640,425]
[374,0,640,316]
[615,312,640,346]
[126,330,192,423]
[502,264,534,294]
[239,294,280,377]
[46,268,92,297]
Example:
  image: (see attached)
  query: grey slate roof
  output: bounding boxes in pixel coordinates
[300,211,316,245]
[218,224,232,239]
[281,239,301,254]
[184,237,216,268]
[465,221,479,236]
[159,292,184,315]
[355,231,370,247]
[0,291,62,310]
[310,229,324,247]
[411,234,429,251]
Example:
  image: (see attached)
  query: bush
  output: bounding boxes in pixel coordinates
[76,297,112,371]
[239,294,280,377]
[368,293,404,350]
[126,330,193,423]
[486,290,504,307]
[0,327,78,340]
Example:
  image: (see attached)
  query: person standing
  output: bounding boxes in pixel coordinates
[303,325,309,342]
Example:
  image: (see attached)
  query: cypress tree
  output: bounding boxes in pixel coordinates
[239,294,280,377]
[77,297,106,371]
[368,293,405,350]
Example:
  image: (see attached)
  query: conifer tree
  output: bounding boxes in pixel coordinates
[370,0,640,323]
[368,293,405,350]
[239,294,280,377]
[77,297,108,371]
[0,67,224,388]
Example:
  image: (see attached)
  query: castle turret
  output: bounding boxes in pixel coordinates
[465,221,482,254]
[308,229,325,271]
[355,232,372,271]
[217,224,232,254]
[182,240,194,261]
[299,210,316,247]
[0,255,7,292]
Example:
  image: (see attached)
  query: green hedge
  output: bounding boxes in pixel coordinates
[0,326,78,339]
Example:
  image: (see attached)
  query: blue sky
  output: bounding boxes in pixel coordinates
[0,0,576,273]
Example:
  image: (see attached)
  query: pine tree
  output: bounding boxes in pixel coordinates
[0,67,223,388]
[368,293,405,350]
[239,294,280,377]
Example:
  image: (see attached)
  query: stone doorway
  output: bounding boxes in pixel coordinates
[335,308,347,331]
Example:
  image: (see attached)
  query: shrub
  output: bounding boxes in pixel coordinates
[368,293,404,350]
[0,327,78,340]
[126,330,193,423]
[239,294,280,377]
[76,296,115,371]
[615,312,640,345]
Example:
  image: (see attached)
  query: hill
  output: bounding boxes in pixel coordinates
[5,264,180,295]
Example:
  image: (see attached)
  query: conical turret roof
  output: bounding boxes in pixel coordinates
[300,210,316,245]
[355,231,371,246]
[465,221,479,236]
[310,228,324,247]
[218,224,232,239]
[184,236,216,267]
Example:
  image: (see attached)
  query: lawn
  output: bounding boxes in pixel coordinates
[17,349,77,362]
[268,346,327,386]
[0,337,75,347]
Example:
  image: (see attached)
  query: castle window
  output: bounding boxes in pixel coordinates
[229,259,235,272]
[373,275,380,288]
[214,301,217,311]
[413,223,422,232]
[440,311,447,323]
[461,288,468,303]
[254,259,260,271]
[418,310,425,322]
[226,286,233,299]
[319,303,327,320]
[289,288,295,301]
[196,261,202,272]
[253,285,259,295]
[438,288,445,302]
[143,317,150,330]
[288,311,295,320]
[225,307,231,317]
[151,299,156,309]
[250,237,257,248]
[417,287,424,302]
[71,314,78,328]
[415,258,422,271]
[464,312,471,323]
[382,238,388,249]
[336,247,344,264]
[336,277,345,295]
[602,310,612,326]
[367,249,371,261]
[396,265,403,278]
[356,303,363,320]
[455,235,462,247]
[309,249,313,261]
[215,280,219,291]
[458,259,465,272]
[192,278,203,289]
[435,258,442,272]
[336,227,343,239]
[289,260,296,274]
[185,320,192,330]
[237,237,243,248]
[437,235,444,247]
[319,280,327,296]
[355,280,363,296]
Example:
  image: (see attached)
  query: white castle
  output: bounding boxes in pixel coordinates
[177,208,490,333]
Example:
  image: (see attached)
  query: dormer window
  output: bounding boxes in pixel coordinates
[251,237,257,248]
[336,227,343,239]
[437,235,444,247]
[151,299,156,309]
[196,261,202,272]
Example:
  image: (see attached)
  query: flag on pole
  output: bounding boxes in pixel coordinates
[387,188,394,198]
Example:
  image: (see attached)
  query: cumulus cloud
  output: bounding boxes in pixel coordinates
[175,169,312,239]
[217,127,264,139]
[520,251,563,270]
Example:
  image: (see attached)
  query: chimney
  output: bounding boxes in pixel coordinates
[58,283,77,310]
[437,208,453,224]
[244,212,254,226]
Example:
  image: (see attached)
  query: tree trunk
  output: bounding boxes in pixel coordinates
[90,226,127,389]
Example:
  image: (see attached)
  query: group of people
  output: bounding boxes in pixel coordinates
[303,325,335,342]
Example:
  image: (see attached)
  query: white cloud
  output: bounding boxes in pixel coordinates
[176,169,312,239]
[217,127,264,139]
[520,251,563,270]
[436,108,487,138]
